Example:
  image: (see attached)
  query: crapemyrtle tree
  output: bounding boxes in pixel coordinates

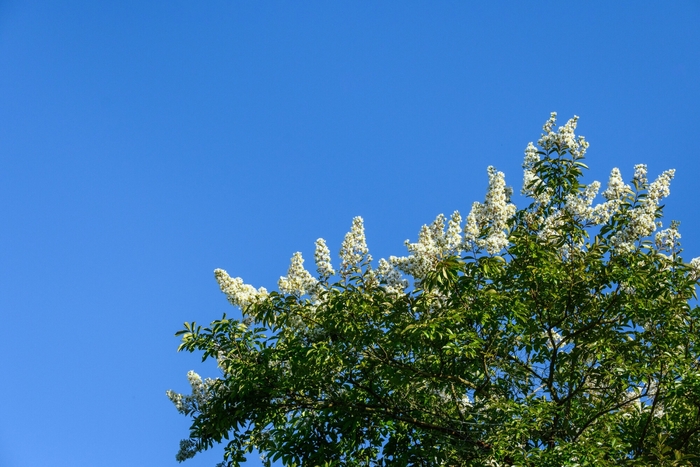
[168,114,700,466]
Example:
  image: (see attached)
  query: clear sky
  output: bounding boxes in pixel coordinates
[1,2,699,466]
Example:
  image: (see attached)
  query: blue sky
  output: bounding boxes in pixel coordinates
[1,2,699,466]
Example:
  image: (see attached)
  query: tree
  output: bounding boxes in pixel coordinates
[168,113,700,466]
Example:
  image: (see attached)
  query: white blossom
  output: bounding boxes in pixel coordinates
[214,269,268,310]
[610,169,675,252]
[166,370,217,415]
[601,168,629,201]
[523,141,540,169]
[445,211,463,252]
[534,187,553,206]
[314,238,335,279]
[391,212,464,279]
[633,164,648,185]
[564,179,626,226]
[483,166,516,229]
[538,210,564,242]
[339,216,371,273]
[571,167,629,225]
[392,222,441,279]
[278,252,318,296]
[545,330,563,349]
[655,224,681,252]
[590,199,621,225]
[463,166,516,254]
[428,213,446,250]
[376,258,408,294]
[688,257,700,281]
[166,390,184,412]
[542,112,557,135]
[521,142,541,196]
[621,282,636,295]
[653,405,665,419]
[648,169,675,200]
[482,231,509,256]
[463,203,481,246]
[537,113,589,159]
[458,394,473,409]
[564,181,600,220]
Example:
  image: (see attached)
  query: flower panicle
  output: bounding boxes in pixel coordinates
[214,268,268,311]
[278,252,318,296]
[537,112,589,159]
[166,370,217,415]
[464,166,516,255]
[610,168,675,253]
[377,258,408,294]
[314,238,335,280]
[339,216,371,274]
[392,210,464,279]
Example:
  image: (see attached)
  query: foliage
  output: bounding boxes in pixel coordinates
[168,114,700,466]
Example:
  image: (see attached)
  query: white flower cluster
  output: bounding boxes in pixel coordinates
[537,112,589,159]
[536,164,671,252]
[339,216,371,274]
[689,257,700,281]
[610,168,675,253]
[562,168,628,226]
[391,211,463,279]
[545,330,563,350]
[376,258,408,294]
[521,142,548,201]
[278,252,318,296]
[314,238,335,279]
[620,282,636,295]
[585,167,629,224]
[655,223,681,253]
[602,168,629,201]
[633,164,648,185]
[464,166,516,254]
[524,114,626,231]
[446,211,463,251]
[214,268,268,310]
[564,181,600,220]
[166,370,216,415]
[538,210,564,242]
